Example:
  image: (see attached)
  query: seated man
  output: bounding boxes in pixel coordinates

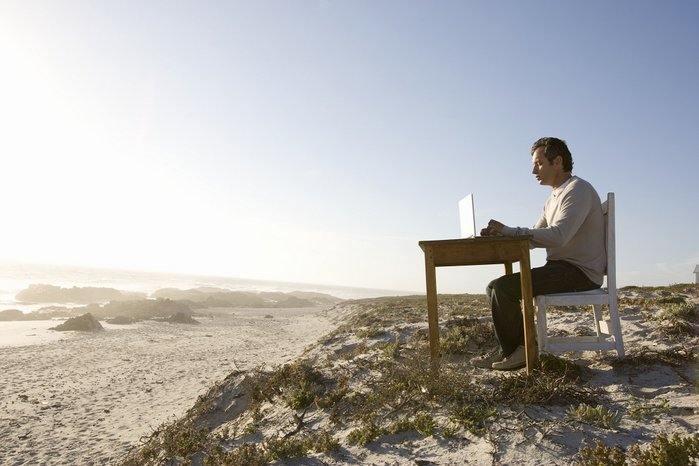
[473,137,606,370]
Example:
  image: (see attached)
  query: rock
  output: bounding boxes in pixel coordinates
[16,284,146,304]
[106,316,138,325]
[0,309,25,321]
[150,287,342,308]
[98,298,192,320]
[166,312,200,325]
[49,313,104,332]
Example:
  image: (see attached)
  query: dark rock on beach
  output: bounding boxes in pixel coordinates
[166,312,200,325]
[106,316,139,325]
[49,313,104,332]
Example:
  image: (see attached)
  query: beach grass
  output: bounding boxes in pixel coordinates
[120,284,698,465]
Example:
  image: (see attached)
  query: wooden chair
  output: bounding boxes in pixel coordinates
[535,192,625,357]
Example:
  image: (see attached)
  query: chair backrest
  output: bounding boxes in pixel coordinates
[602,193,616,294]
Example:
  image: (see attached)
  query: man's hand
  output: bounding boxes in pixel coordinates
[480,219,506,236]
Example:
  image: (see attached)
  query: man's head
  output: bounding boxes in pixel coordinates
[530,137,573,188]
[530,137,573,172]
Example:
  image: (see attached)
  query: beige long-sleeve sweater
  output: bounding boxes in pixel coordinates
[502,176,607,286]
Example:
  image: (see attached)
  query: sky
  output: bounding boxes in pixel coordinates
[0,1,697,294]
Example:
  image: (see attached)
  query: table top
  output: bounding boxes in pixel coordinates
[419,236,532,267]
[419,235,532,246]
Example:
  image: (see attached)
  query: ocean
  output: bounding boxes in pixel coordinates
[0,262,412,314]
[0,262,416,347]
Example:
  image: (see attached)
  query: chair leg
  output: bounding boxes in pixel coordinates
[592,304,604,341]
[608,304,625,358]
[535,295,625,358]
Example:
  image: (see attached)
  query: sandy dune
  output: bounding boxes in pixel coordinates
[0,307,334,466]
[2,285,698,466]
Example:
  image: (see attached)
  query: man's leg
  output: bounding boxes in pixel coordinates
[488,260,599,357]
[487,273,524,357]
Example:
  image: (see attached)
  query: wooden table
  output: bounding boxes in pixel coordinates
[418,236,537,374]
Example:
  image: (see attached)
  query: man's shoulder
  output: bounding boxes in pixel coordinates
[565,176,599,196]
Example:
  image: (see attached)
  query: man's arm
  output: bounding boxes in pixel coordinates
[481,207,548,236]
[496,188,594,247]
[523,192,593,247]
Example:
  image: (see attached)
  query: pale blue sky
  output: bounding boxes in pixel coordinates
[1,1,697,294]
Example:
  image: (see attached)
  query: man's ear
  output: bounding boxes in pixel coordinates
[553,155,563,168]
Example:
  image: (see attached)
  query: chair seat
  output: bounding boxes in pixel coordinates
[545,337,618,352]
[542,288,606,297]
[537,289,610,306]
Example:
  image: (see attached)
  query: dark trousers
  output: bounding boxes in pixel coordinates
[486,260,600,357]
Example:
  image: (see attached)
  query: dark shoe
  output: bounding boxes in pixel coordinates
[491,345,526,370]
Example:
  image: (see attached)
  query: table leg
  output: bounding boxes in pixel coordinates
[518,245,537,374]
[424,248,440,370]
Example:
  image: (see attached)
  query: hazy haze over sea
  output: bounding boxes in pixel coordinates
[0,262,414,314]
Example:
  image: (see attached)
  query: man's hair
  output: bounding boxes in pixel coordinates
[531,137,574,172]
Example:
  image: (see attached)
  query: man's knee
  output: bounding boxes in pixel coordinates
[490,274,520,301]
[485,279,497,298]
[491,275,507,293]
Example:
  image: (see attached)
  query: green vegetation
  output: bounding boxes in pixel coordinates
[328,294,489,338]
[248,360,326,412]
[628,397,671,422]
[620,283,697,294]
[493,354,596,406]
[121,287,698,465]
[440,317,494,354]
[647,302,698,337]
[578,432,699,466]
[122,417,210,465]
[611,348,696,369]
[355,325,387,338]
[618,283,697,312]
[566,403,622,430]
[577,440,629,466]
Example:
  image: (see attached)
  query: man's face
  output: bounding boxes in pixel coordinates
[531,147,559,187]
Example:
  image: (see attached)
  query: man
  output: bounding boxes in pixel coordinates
[473,137,606,370]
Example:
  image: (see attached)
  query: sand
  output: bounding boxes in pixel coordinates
[0,307,334,466]
[125,288,697,466]
[2,286,698,466]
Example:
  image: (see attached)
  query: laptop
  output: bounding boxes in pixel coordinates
[458,193,477,238]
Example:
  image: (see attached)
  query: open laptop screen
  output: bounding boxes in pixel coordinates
[459,194,476,238]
